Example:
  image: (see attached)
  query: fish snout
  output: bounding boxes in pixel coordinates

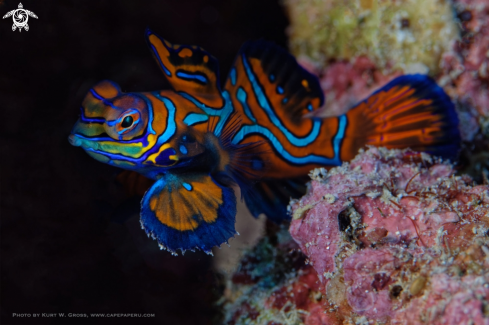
[68,134,82,147]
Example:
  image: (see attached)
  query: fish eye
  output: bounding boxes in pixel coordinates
[121,115,133,128]
[105,109,141,137]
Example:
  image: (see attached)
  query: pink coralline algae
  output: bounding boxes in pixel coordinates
[222,147,489,324]
[221,224,329,325]
[288,147,489,324]
[441,0,489,122]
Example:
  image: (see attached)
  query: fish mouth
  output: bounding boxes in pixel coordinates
[68,132,103,151]
[69,117,106,149]
[68,134,83,147]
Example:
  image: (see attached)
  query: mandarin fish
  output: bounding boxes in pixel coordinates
[69,28,461,255]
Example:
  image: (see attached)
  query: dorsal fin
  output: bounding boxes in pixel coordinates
[225,40,324,122]
[145,28,224,108]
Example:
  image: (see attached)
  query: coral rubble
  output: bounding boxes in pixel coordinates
[285,0,458,75]
[221,223,324,324]
[223,147,489,324]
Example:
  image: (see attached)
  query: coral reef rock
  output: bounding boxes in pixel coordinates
[221,223,325,325]
[285,0,458,75]
[441,0,489,134]
[289,147,489,324]
[222,147,489,324]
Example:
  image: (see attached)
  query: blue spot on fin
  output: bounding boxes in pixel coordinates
[180,145,188,155]
[182,182,192,190]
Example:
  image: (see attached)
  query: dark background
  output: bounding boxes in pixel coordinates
[0,1,288,324]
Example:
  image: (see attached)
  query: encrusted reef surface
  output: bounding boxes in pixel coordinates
[222,147,489,324]
[221,223,324,324]
[284,0,489,157]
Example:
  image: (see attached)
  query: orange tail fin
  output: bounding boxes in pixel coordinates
[341,75,461,161]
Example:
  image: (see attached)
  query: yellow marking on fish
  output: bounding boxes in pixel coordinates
[145,143,178,166]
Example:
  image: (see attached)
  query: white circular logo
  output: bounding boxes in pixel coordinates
[2,3,38,32]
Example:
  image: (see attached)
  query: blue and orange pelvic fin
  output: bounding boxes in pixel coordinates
[145,28,224,109]
[140,172,237,255]
[225,39,324,123]
[342,75,461,161]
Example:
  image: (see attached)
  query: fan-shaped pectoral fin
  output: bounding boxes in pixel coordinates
[140,172,238,254]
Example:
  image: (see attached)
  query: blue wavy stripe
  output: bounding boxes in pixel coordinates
[74,133,148,145]
[79,107,105,123]
[89,89,118,109]
[144,94,157,135]
[183,113,209,126]
[236,87,256,123]
[176,71,208,84]
[241,54,321,147]
[334,115,347,163]
[178,91,233,136]
[232,115,346,166]
[152,94,177,144]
